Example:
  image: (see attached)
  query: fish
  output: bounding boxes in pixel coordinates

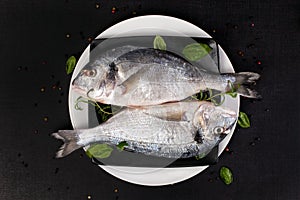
[52,101,237,158]
[72,47,260,107]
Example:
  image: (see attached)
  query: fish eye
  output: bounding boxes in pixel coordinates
[214,126,225,134]
[82,69,97,77]
[87,69,97,77]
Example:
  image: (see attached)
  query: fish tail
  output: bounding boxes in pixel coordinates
[52,130,83,158]
[224,72,261,98]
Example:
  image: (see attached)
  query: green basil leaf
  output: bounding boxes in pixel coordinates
[116,141,128,151]
[220,166,233,185]
[195,153,206,160]
[66,56,76,75]
[238,111,250,128]
[182,43,212,61]
[153,35,167,50]
[86,144,113,159]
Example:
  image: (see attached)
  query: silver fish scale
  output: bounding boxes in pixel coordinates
[123,140,212,158]
[115,49,202,80]
[98,109,196,145]
[115,49,187,65]
[116,74,202,106]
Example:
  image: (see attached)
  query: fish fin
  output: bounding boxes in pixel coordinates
[236,85,261,99]
[161,111,186,121]
[118,67,148,94]
[232,72,260,85]
[118,84,127,95]
[224,72,261,98]
[52,130,83,158]
[143,109,187,121]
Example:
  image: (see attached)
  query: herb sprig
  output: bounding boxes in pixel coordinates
[191,81,238,106]
[74,96,116,121]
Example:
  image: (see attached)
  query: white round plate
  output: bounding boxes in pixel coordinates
[69,15,239,186]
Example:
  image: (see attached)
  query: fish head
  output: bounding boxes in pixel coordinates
[72,60,114,100]
[194,102,237,139]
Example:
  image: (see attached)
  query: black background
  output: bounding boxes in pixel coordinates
[0,0,299,199]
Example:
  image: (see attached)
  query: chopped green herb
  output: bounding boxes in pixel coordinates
[238,112,250,128]
[182,43,212,61]
[116,141,128,151]
[219,166,233,185]
[66,56,76,75]
[86,144,113,159]
[153,35,167,50]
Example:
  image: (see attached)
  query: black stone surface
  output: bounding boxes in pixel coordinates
[0,0,299,199]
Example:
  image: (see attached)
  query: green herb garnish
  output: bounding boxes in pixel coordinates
[225,81,238,98]
[74,96,85,110]
[116,141,128,151]
[95,104,113,122]
[86,144,113,159]
[219,166,233,185]
[74,96,116,122]
[195,153,206,160]
[227,92,237,98]
[238,111,250,128]
[153,35,167,50]
[182,43,212,61]
[66,56,76,75]
[192,89,225,106]
[191,81,237,106]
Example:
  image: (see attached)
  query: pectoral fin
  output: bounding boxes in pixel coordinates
[117,67,149,94]
[143,109,188,122]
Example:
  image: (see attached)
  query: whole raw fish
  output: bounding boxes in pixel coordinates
[53,101,237,158]
[72,47,260,107]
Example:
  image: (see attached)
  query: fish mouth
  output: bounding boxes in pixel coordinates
[71,84,86,94]
[72,77,82,91]
[72,78,76,86]
[223,120,237,135]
